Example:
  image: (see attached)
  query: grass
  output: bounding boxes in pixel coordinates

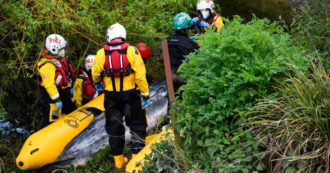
[0,133,26,173]
[65,146,122,173]
[247,61,330,172]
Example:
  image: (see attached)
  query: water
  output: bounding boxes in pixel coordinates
[0,117,30,138]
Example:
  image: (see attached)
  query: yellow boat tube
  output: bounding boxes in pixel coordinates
[16,94,105,170]
[125,128,174,173]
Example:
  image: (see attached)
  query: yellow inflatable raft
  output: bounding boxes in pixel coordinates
[16,94,105,170]
[125,128,174,173]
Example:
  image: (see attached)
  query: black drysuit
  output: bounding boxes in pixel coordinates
[167,31,199,91]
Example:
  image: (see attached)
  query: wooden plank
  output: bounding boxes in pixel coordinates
[161,40,175,105]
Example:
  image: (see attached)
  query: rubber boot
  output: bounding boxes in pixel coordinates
[113,154,128,169]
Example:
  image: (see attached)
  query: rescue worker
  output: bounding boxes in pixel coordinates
[167,12,199,91]
[92,23,149,169]
[71,55,103,107]
[192,0,224,34]
[35,34,76,125]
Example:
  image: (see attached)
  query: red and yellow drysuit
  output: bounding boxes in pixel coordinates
[36,54,76,125]
[92,39,149,156]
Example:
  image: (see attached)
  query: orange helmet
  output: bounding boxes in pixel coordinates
[136,43,152,60]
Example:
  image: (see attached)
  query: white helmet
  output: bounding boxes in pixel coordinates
[45,34,67,57]
[106,23,126,42]
[196,0,215,20]
[85,55,95,71]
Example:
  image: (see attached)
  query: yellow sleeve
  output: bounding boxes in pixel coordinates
[127,46,149,93]
[214,16,224,32]
[39,62,60,100]
[71,77,83,106]
[92,48,105,84]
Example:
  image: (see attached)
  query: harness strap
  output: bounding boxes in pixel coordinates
[110,73,116,92]
[62,60,72,79]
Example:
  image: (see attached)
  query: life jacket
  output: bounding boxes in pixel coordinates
[36,54,75,88]
[211,14,220,26]
[78,67,94,99]
[211,13,222,31]
[102,40,132,92]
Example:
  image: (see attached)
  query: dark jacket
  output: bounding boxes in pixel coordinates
[167,31,199,73]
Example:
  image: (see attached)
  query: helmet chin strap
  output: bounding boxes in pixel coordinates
[58,50,65,57]
[56,47,66,57]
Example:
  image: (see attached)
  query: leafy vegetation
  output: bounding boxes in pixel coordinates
[0,0,194,172]
[176,16,307,172]
[0,0,195,128]
[142,131,189,173]
[245,1,330,172]
[1,0,329,172]
[145,55,165,82]
[248,62,330,172]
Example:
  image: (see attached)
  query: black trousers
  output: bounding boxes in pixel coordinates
[104,90,147,155]
[39,87,76,126]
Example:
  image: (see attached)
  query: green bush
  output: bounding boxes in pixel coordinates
[176,16,307,172]
[0,0,195,127]
[248,62,330,172]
